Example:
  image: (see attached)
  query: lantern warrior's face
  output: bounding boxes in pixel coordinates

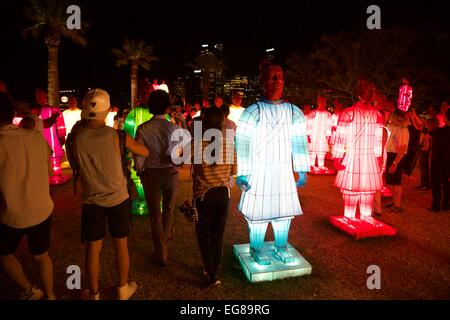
[262,66,284,101]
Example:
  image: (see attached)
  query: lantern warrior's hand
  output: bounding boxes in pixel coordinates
[333,158,346,171]
[296,172,307,187]
[236,175,251,192]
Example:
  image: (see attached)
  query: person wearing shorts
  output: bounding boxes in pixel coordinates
[0,92,55,300]
[67,89,148,300]
[385,110,409,213]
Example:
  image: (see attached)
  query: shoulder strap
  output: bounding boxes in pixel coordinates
[116,129,129,177]
[66,121,83,195]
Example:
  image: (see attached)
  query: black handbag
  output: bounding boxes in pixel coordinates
[179,164,198,223]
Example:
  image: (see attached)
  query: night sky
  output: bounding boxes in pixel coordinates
[0,0,448,103]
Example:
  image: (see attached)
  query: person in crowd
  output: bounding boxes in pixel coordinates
[192,106,237,287]
[214,96,224,109]
[436,100,449,128]
[384,110,410,213]
[0,92,56,300]
[415,117,439,190]
[135,90,181,267]
[429,108,450,212]
[66,89,148,300]
[62,96,82,139]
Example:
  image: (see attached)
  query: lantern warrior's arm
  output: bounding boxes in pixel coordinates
[332,109,352,170]
[291,106,310,173]
[291,106,310,187]
[235,104,260,191]
[236,105,259,177]
[374,112,384,158]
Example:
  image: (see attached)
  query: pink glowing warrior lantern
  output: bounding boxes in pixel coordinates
[397,78,413,112]
[307,96,333,174]
[36,89,70,185]
[41,106,70,185]
[330,79,396,239]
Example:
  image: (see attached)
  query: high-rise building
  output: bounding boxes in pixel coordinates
[173,76,186,105]
[224,75,249,99]
[196,43,226,102]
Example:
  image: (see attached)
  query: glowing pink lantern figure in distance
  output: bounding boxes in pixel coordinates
[36,89,69,185]
[397,78,413,112]
[307,95,333,173]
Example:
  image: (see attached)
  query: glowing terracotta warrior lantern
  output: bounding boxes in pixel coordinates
[123,107,153,216]
[330,80,396,239]
[41,106,70,185]
[397,78,413,112]
[234,61,312,282]
[307,95,334,175]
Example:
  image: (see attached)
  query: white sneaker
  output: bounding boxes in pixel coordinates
[21,285,44,300]
[117,281,137,300]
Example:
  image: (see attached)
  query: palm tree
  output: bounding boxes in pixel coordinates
[112,39,158,108]
[23,0,87,107]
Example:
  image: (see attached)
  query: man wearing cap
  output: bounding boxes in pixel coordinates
[67,89,148,300]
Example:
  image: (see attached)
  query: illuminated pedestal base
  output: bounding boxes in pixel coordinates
[381,186,393,198]
[233,242,312,283]
[329,215,397,240]
[309,166,335,175]
[131,199,148,216]
[49,174,71,186]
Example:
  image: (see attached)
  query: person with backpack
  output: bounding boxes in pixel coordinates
[0,92,55,300]
[66,89,148,300]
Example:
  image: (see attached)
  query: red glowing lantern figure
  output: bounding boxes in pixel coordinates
[397,79,413,112]
[307,98,334,175]
[330,80,396,239]
[41,106,70,185]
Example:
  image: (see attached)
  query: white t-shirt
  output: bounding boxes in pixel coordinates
[0,125,54,228]
[106,111,117,128]
[62,108,82,137]
[228,105,245,124]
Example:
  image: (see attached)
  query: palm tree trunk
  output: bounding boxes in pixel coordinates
[131,63,138,108]
[47,42,60,107]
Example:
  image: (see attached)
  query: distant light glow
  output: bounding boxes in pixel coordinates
[201,44,208,48]
[61,96,69,103]
[194,69,202,73]
[266,48,275,52]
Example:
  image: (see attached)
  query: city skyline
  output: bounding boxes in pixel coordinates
[1,0,449,105]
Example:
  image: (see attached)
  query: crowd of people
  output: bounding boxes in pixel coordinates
[0,65,448,300]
